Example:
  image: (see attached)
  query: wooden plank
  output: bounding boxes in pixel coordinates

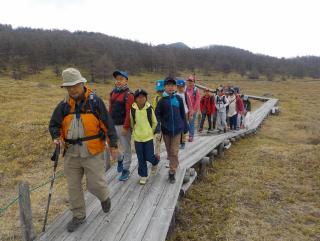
[113,169,185,241]
[90,161,169,241]
[141,169,185,241]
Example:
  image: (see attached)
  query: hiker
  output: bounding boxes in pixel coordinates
[152,79,165,160]
[242,95,251,112]
[186,74,200,142]
[109,70,134,181]
[130,89,159,185]
[199,88,215,133]
[176,79,192,149]
[215,86,229,133]
[211,90,217,129]
[49,68,118,232]
[234,87,244,129]
[227,88,238,131]
[155,77,188,183]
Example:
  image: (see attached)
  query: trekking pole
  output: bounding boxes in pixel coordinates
[42,144,60,232]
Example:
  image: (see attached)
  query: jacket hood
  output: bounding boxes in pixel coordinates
[132,101,151,110]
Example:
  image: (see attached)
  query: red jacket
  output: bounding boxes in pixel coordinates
[109,89,134,130]
[236,94,244,113]
[200,95,216,115]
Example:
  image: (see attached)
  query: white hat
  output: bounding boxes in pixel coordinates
[61,68,87,87]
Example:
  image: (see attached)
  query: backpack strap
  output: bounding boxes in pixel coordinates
[131,107,136,126]
[124,91,129,103]
[88,92,100,120]
[146,106,153,128]
[193,86,197,100]
[184,93,189,109]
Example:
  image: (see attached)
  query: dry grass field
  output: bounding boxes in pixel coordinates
[169,79,320,241]
[0,70,319,241]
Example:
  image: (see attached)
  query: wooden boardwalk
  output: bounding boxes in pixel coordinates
[37,92,278,241]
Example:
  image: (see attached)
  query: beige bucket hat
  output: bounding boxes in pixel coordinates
[61,68,87,87]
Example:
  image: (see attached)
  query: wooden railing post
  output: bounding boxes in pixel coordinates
[18,182,36,241]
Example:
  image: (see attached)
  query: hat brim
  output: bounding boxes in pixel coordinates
[113,71,128,80]
[61,78,87,87]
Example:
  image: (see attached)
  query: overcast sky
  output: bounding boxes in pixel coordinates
[0,0,319,58]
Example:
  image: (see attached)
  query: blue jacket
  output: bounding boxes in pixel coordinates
[155,92,188,136]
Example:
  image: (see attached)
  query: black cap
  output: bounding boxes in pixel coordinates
[134,88,148,99]
[164,76,176,85]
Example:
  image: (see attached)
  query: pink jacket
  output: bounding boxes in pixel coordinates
[186,86,200,113]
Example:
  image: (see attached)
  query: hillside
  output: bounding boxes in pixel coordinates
[1,24,320,81]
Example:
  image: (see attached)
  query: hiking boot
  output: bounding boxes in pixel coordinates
[168,172,176,184]
[66,217,86,232]
[119,169,130,181]
[101,197,111,213]
[117,159,123,173]
[139,177,147,185]
[223,128,227,133]
[188,136,193,142]
[198,129,203,133]
[180,143,186,149]
[151,164,158,175]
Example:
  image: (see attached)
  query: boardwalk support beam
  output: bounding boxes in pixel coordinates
[183,168,191,184]
[207,151,215,167]
[199,157,210,180]
[218,143,224,158]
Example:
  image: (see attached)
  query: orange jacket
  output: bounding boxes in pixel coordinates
[49,87,118,155]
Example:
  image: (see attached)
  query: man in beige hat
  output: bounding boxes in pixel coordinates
[49,68,118,232]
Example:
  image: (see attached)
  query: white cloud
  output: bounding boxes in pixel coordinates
[0,0,319,57]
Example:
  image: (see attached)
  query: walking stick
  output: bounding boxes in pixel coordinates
[42,144,60,232]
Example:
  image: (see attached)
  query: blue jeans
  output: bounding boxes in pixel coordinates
[199,113,212,130]
[229,114,237,130]
[134,140,159,177]
[189,111,197,137]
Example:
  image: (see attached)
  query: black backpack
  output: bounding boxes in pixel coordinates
[131,106,153,128]
[216,95,228,111]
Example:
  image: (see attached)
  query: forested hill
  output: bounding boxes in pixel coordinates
[1,24,320,80]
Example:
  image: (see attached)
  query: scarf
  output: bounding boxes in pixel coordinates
[113,84,129,93]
